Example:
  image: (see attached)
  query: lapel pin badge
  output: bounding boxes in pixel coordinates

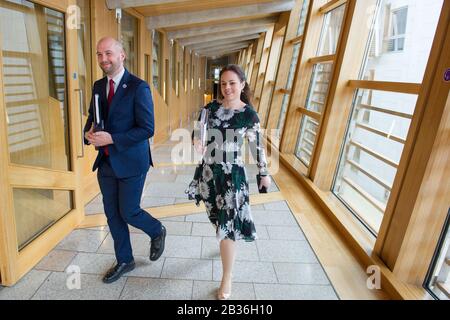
[123,84,127,89]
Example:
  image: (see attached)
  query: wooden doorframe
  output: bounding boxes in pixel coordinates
[0,0,84,286]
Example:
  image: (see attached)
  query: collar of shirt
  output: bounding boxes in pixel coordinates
[106,67,125,96]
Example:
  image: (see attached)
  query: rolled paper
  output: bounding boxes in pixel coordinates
[94,94,100,125]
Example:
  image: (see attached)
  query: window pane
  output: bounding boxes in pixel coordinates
[317,4,346,56]
[152,31,161,92]
[333,90,417,234]
[296,0,310,36]
[1,1,71,171]
[121,11,138,74]
[425,212,450,300]
[76,0,92,116]
[305,62,332,113]
[363,0,443,82]
[171,42,176,91]
[331,0,444,236]
[295,115,319,166]
[277,43,301,138]
[13,188,73,250]
[286,43,301,90]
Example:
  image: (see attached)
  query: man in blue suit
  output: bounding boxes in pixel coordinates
[84,37,166,283]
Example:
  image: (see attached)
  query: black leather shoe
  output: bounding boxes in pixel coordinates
[150,225,166,261]
[102,260,135,284]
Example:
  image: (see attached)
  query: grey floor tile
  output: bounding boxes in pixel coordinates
[141,196,176,208]
[192,281,256,300]
[266,226,306,241]
[202,239,260,262]
[35,249,78,272]
[163,235,202,259]
[129,225,145,234]
[161,258,213,281]
[191,222,216,237]
[175,198,191,204]
[161,221,193,236]
[160,216,186,222]
[145,172,177,183]
[120,277,193,300]
[86,194,102,205]
[213,260,277,284]
[145,182,190,198]
[257,240,318,263]
[57,229,109,253]
[251,204,266,210]
[201,237,221,260]
[236,241,260,261]
[161,258,212,280]
[83,225,109,232]
[254,283,338,300]
[263,201,291,211]
[32,272,126,300]
[255,225,269,240]
[185,212,210,223]
[252,210,298,226]
[124,233,151,257]
[274,263,330,285]
[84,203,104,215]
[97,233,150,257]
[69,253,116,275]
[0,270,50,300]
[175,174,197,184]
[126,256,164,278]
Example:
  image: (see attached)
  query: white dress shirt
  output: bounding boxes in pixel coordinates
[106,67,125,99]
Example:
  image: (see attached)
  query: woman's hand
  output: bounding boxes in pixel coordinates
[259,176,271,191]
[193,138,206,155]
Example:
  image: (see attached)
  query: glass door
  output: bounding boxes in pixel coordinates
[0,0,84,286]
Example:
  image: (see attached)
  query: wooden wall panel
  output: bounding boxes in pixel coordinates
[258,18,287,126]
[310,0,375,189]
[0,31,19,285]
[253,27,274,111]
[249,34,266,92]
[266,0,304,132]
[280,0,327,154]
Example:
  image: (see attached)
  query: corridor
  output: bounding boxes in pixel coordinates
[0,137,338,300]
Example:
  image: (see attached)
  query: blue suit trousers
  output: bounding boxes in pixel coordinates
[97,157,162,264]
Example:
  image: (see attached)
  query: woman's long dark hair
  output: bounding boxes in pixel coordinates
[218,64,253,105]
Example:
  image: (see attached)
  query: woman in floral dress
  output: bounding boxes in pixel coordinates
[191,64,271,300]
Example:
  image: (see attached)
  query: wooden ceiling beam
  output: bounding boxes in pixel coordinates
[167,17,276,40]
[187,34,261,50]
[145,0,294,29]
[199,49,243,58]
[178,27,267,46]
[106,0,188,9]
[197,43,251,55]
[193,41,252,53]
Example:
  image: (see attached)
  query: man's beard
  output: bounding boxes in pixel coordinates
[101,62,117,75]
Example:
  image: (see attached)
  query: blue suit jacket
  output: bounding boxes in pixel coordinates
[84,69,154,178]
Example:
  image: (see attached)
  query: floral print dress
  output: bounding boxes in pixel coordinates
[190,101,268,242]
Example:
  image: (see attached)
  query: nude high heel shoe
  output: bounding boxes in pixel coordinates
[217,280,232,300]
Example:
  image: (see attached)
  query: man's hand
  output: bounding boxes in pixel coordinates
[85,126,95,144]
[89,131,114,147]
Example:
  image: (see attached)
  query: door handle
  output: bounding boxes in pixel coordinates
[75,88,84,158]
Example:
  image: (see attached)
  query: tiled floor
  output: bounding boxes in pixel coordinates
[0,137,338,300]
[85,164,280,215]
[0,201,338,300]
